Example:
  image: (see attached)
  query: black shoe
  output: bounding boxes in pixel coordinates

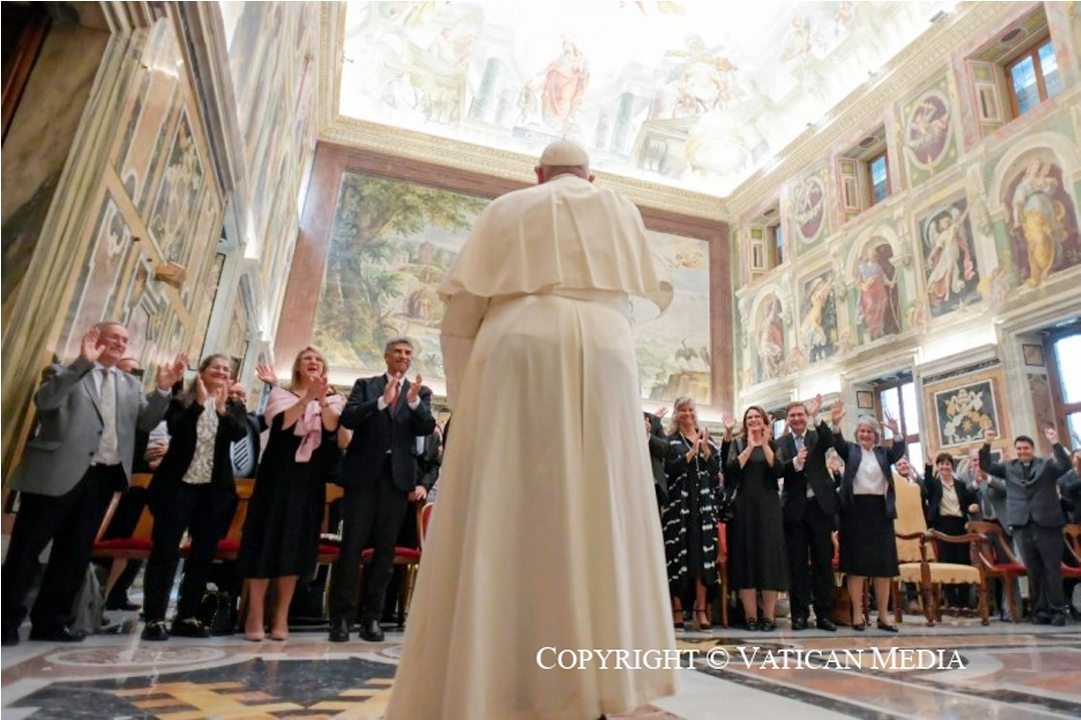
[1,624,19,646]
[328,618,350,643]
[105,599,141,612]
[816,619,837,632]
[759,619,777,632]
[745,617,759,632]
[1033,611,1053,625]
[877,620,899,633]
[791,617,808,631]
[29,625,87,642]
[141,620,170,641]
[851,619,866,632]
[170,618,210,638]
[359,618,384,642]
[1050,613,1067,627]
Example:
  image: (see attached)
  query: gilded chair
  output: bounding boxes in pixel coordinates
[966,520,1026,622]
[1063,524,1081,583]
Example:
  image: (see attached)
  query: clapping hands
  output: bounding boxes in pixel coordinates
[157,353,188,391]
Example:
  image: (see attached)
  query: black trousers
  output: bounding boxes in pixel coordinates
[1017,523,1065,613]
[329,460,409,623]
[785,500,835,622]
[1,465,122,631]
[143,483,227,622]
[932,515,972,608]
[99,485,147,604]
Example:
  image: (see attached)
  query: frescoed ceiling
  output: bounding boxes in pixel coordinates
[335,1,954,198]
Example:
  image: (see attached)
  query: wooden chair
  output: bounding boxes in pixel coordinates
[94,473,154,599]
[1062,524,1081,583]
[891,478,990,625]
[966,520,1026,622]
[891,478,935,624]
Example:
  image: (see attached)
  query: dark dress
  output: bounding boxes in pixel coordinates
[661,434,723,603]
[725,440,788,591]
[238,410,336,579]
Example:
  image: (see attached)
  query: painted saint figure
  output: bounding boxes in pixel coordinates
[925,206,972,307]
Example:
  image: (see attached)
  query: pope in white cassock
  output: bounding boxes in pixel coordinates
[386,140,678,719]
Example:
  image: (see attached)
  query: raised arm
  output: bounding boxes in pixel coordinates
[979,429,1007,478]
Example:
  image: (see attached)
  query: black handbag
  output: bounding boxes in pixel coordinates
[198,590,235,636]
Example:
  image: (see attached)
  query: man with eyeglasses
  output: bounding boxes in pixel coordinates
[2,322,186,646]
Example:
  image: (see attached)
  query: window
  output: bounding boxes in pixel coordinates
[967,9,1063,136]
[1049,328,1081,445]
[875,377,921,469]
[869,152,890,205]
[747,203,783,279]
[769,221,783,266]
[838,127,890,221]
[1006,36,1062,117]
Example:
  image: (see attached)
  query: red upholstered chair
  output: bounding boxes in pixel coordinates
[715,522,729,628]
[1062,524,1081,582]
[92,474,155,564]
[966,521,1026,622]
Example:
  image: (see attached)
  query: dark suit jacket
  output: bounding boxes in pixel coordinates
[147,397,247,515]
[416,431,442,490]
[979,442,1071,528]
[778,420,841,521]
[836,439,907,519]
[645,413,668,502]
[921,474,978,526]
[340,375,436,492]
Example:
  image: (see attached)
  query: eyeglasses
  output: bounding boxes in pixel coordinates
[100,333,129,345]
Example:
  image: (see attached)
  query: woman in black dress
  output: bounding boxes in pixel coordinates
[239,346,344,641]
[725,406,787,631]
[661,396,728,631]
[141,354,247,641]
[836,414,906,632]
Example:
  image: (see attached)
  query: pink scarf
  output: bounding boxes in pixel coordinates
[264,385,344,462]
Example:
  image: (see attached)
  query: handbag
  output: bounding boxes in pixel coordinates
[197,589,235,636]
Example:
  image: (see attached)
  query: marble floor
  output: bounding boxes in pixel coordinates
[3,612,1079,719]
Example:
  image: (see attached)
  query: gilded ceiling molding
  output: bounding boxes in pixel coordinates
[727,1,1007,218]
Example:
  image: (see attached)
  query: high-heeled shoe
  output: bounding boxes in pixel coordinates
[694,607,711,630]
[851,618,866,632]
[672,610,684,630]
[876,620,899,633]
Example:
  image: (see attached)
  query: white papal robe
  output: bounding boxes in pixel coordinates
[385,174,678,719]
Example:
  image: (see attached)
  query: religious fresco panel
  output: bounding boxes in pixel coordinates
[916,197,982,317]
[312,172,711,403]
[791,171,829,246]
[798,268,838,365]
[850,236,904,345]
[900,75,958,187]
[1000,155,1081,289]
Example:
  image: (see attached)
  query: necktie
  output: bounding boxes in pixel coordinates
[98,368,119,461]
[795,435,805,452]
[388,380,399,411]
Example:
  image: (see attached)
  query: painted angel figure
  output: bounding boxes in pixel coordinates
[925,206,972,306]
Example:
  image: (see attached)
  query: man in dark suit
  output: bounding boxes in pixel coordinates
[778,395,842,631]
[980,427,1072,626]
[645,408,669,511]
[329,336,436,642]
[1,323,185,645]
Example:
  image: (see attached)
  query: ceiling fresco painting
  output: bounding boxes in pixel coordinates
[339,1,953,197]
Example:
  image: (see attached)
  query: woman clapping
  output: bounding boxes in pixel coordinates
[141,354,247,641]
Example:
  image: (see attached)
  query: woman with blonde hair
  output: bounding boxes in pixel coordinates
[661,395,730,630]
[238,346,344,641]
[835,414,906,631]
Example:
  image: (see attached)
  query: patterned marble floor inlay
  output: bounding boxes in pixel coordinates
[1,621,1079,719]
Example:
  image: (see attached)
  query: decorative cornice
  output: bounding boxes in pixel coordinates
[727,1,1011,218]
[319,116,727,220]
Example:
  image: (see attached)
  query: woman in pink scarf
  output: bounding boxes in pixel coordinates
[238,346,344,641]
